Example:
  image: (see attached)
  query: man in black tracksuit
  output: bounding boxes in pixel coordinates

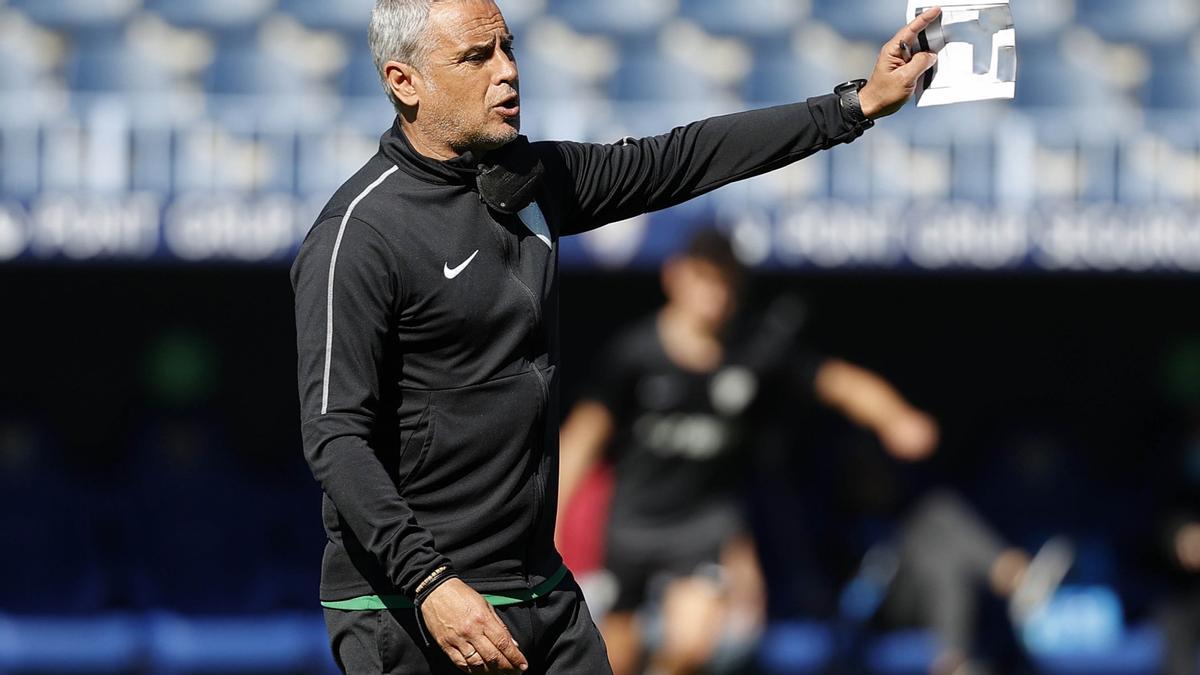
[292,1,943,672]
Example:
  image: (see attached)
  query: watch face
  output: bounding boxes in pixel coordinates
[836,79,866,96]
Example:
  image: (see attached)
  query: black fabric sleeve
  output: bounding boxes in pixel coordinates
[292,216,451,599]
[550,94,865,234]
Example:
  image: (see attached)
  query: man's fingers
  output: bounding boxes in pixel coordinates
[440,633,487,671]
[464,648,488,670]
[466,636,515,671]
[884,38,913,63]
[896,51,938,83]
[444,642,474,671]
[446,626,521,672]
[485,611,528,671]
[894,6,942,48]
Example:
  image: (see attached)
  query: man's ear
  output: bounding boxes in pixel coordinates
[384,60,422,108]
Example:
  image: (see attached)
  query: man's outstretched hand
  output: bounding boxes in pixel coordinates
[420,578,529,672]
[860,6,942,119]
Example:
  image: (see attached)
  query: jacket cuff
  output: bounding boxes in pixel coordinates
[805,93,871,149]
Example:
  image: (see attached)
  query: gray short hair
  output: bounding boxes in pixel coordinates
[369,0,444,109]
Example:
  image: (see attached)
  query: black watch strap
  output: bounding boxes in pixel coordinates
[835,79,873,131]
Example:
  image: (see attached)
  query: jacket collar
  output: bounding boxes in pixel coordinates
[378,117,544,214]
[380,117,484,186]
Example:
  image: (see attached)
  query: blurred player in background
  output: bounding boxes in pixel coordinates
[1156,350,1200,675]
[557,229,940,675]
[1162,503,1200,675]
[861,489,1073,674]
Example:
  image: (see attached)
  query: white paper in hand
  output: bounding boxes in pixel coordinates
[905,0,1017,107]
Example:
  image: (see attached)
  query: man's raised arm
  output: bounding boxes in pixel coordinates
[548,7,942,233]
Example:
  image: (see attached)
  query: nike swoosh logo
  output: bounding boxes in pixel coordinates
[443,250,479,279]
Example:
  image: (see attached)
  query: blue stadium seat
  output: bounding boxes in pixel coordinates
[146,613,330,673]
[147,0,277,29]
[506,19,619,104]
[0,56,40,94]
[610,28,752,106]
[1144,42,1200,110]
[681,0,808,38]
[549,0,675,37]
[758,621,836,674]
[1009,0,1076,41]
[746,58,840,106]
[205,53,341,128]
[810,0,904,42]
[206,46,301,97]
[1020,585,1164,673]
[278,0,374,32]
[494,0,546,30]
[68,44,178,94]
[611,50,733,104]
[864,630,941,675]
[340,47,385,99]
[1028,624,1164,674]
[516,51,597,103]
[10,0,134,28]
[0,615,144,673]
[1015,37,1120,110]
[0,12,58,93]
[745,38,859,105]
[608,39,678,102]
[1076,0,1199,44]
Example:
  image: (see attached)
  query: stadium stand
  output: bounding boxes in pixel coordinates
[0,0,1193,226]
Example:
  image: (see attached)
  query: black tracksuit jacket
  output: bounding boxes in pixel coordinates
[292,95,867,604]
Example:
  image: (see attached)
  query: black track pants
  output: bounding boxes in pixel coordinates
[323,575,611,674]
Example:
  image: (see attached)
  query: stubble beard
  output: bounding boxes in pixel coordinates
[423,77,519,156]
[450,114,519,155]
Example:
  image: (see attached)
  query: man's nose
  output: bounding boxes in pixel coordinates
[494,49,518,86]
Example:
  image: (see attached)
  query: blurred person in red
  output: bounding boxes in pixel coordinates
[556,229,940,675]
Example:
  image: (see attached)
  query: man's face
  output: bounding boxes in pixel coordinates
[664,257,740,332]
[413,0,520,155]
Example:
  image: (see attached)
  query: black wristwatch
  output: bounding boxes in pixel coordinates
[835,79,873,130]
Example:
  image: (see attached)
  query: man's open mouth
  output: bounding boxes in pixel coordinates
[495,95,521,117]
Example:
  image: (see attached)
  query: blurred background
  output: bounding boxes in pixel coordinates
[0,0,1198,673]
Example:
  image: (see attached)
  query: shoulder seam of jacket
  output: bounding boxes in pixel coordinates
[322,164,400,415]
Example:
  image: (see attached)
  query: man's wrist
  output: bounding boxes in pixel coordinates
[858,87,882,120]
[414,564,458,605]
[835,79,875,129]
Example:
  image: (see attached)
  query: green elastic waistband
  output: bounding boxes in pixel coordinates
[321,565,570,611]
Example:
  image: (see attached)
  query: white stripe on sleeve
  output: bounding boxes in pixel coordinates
[321,165,400,415]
